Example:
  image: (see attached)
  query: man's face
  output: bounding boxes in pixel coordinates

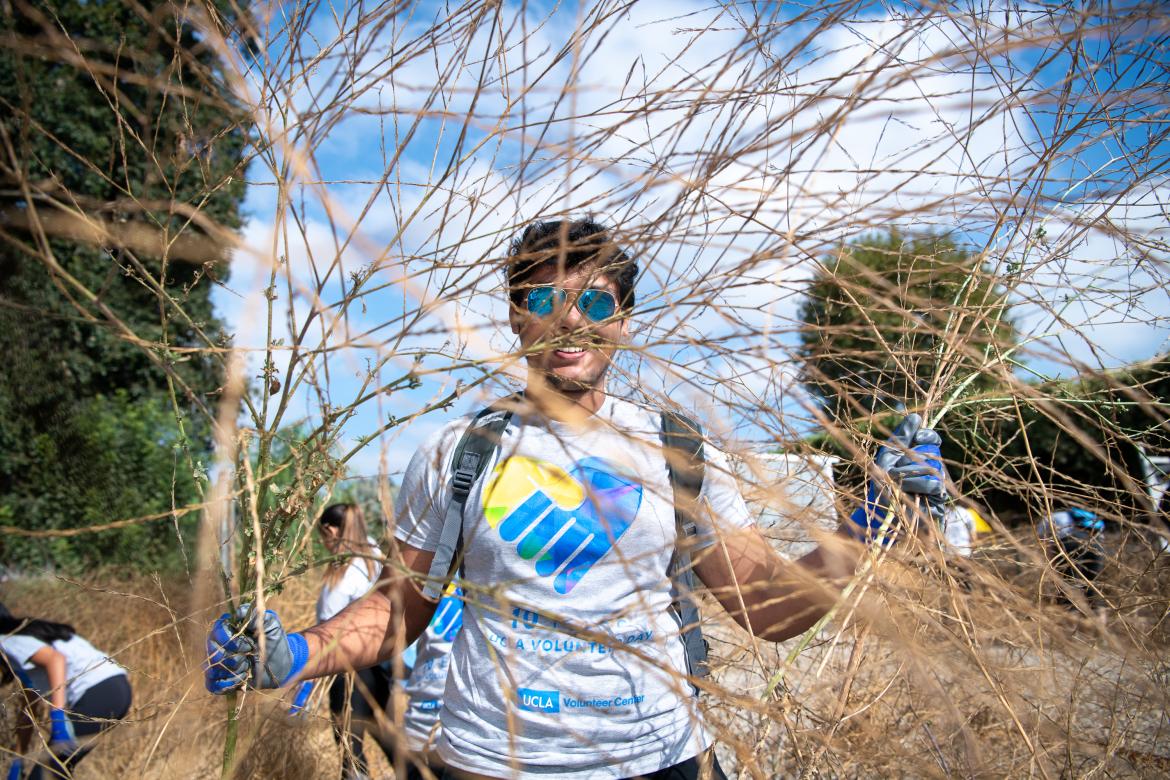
[509,262,629,393]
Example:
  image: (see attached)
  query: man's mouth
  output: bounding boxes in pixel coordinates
[551,346,589,362]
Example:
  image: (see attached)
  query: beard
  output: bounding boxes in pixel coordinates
[541,359,612,393]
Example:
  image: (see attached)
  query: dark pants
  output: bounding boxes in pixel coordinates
[329,665,391,778]
[1053,536,1105,609]
[630,752,728,780]
[439,751,727,780]
[31,673,132,780]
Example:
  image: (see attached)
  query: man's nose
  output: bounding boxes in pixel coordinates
[552,295,584,329]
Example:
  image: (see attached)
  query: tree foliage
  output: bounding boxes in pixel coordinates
[797,231,1017,420]
[0,1,251,571]
[806,355,1170,527]
[943,355,1170,525]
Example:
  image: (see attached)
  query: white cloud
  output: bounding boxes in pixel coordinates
[212,0,1168,468]
[1002,179,1170,374]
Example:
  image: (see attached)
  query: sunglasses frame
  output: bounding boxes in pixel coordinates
[523,285,619,323]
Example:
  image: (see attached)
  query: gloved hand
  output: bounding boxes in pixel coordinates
[287,680,314,716]
[205,607,309,694]
[888,421,947,523]
[48,707,78,757]
[848,413,948,544]
[6,757,22,780]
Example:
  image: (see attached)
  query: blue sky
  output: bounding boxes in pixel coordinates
[212,0,1170,482]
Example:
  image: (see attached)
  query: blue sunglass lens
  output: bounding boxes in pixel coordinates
[525,286,616,321]
[578,290,616,321]
[526,287,561,316]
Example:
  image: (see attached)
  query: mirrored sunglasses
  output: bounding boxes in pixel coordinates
[525,286,618,323]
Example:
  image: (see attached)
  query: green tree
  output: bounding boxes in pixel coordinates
[0,1,251,571]
[797,230,1017,420]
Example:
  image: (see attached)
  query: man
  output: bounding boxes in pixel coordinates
[207,217,946,779]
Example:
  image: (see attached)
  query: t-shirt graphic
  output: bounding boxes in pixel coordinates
[431,588,463,641]
[395,397,755,778]
[482,455,643,594]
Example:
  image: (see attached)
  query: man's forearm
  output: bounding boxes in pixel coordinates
[301,589,400,677]
[753,534,862,641]
[700,527,865,643]
[299,554,438,678]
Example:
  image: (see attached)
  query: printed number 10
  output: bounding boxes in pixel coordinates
[512,607,540,630]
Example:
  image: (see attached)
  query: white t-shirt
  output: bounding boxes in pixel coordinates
[1043,510,1073,540]
[401,587,464,751]
[394,396,754,779]
[942,507,975,557]
[316,535,382,622]
[0,633,125,707]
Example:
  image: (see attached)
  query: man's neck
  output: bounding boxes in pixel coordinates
[524,376,608,423]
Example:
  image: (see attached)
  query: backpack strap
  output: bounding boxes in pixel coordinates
[660,411,709,679]
[422,397,517,599]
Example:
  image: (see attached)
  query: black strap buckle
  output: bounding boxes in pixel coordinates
[450,452,481,498]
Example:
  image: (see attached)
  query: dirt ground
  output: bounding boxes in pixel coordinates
[3,531,1169,778]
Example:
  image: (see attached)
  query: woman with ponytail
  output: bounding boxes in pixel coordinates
[314,503,390,780]
[0,613,131,779]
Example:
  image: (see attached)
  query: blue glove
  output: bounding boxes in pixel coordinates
[205,607,309,694]
[7,757,22,780]
[848,413,948,543]
[287,680,314,716]
[888,425,947,521]
[48,707,78,757]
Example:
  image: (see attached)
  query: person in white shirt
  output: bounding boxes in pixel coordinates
[942,505,977,558]
[315,503,387,780]
[1040,506,1106,611]
[1,612,131,780]
[291,506,463,780]
[206,217,949,779]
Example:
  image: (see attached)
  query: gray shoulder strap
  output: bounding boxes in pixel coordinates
[660,411,709,679]
[422,400,516,599]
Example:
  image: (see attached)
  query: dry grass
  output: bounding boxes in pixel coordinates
[4,532,1170,779]
[706,536,1170,778]
[0,572,359,780]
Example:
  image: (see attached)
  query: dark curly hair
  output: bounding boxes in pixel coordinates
[506,218,638,311]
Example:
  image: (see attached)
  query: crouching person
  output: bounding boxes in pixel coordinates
[1,614,132,780]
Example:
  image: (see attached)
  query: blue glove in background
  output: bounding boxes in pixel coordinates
[48,707,78,757]
[6,757,22,780]
[889,425,948,523]
[287,680,314,716]
[205,607,309,694]
[848,413,948,543]
[48,707,75,743]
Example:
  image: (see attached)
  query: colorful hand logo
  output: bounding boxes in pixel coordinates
[430,589,463,641]
[483,456,643,594]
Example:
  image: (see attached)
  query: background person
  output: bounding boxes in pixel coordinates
[940,503,989,591]
[390,585,463,780]
[0,614,131,780]
[1040,506,1106,613]
[313,503,390,780]
[292,507,463,780]
[942,504,977,559]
